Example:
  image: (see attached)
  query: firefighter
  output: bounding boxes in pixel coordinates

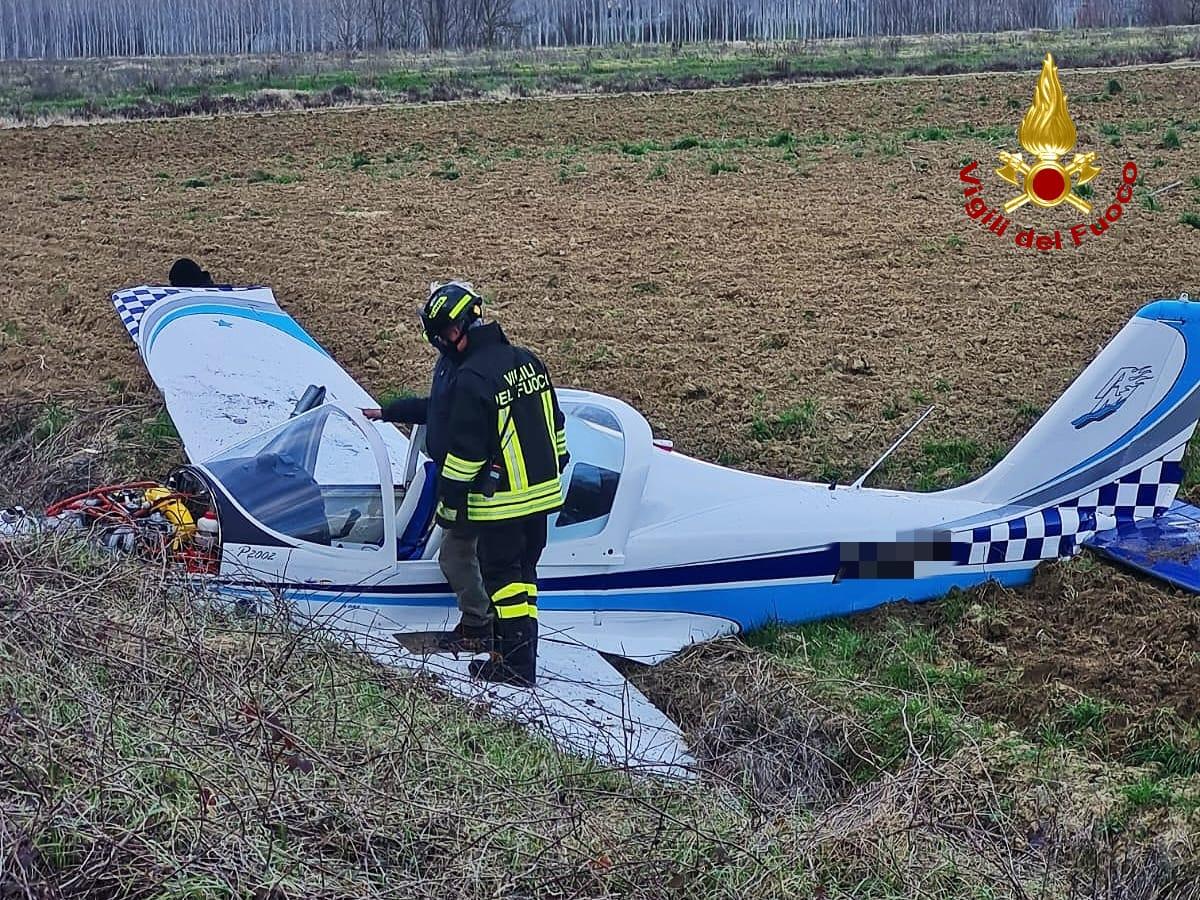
[426,283,569,687]
[361,281,494,654]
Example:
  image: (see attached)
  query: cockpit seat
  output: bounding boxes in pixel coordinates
[249,451,331,545]
[397,460,440,560]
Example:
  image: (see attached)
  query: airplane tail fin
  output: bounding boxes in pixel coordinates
[951,298,1200,523]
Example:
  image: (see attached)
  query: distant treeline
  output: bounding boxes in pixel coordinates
[2,0,1199,59]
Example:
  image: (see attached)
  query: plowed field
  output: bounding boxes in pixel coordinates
[2,64,1200,751]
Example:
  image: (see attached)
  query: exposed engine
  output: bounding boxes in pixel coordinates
[0,471,221,574]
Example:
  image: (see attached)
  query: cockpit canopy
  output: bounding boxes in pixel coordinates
[197,393,644,560]
[203,405,386,547]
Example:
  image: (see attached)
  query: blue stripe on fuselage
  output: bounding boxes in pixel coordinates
[217,564,1032,632]
[221,544,842,600]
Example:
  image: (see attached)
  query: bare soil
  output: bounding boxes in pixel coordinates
[861,556,1200,752]
[2,66,1200,750]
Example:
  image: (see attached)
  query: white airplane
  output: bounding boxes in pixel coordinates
[22,283,1200,775]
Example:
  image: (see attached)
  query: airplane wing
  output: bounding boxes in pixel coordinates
[111,285,411,471]
[350,619,694,777]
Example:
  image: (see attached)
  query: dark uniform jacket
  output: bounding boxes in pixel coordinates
[436,323,568,526]
[381,353,457,465]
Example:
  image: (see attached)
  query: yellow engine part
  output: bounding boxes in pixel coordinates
[144,486,195,548]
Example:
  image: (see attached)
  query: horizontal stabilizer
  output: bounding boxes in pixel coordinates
[1086,501,1200,591]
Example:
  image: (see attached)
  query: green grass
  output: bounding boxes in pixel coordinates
[247,168,302,185]
[141,409,180,449]
[1121,776,1174,810]
[13,28,1198,124]
[1181,211,1200,229]
[1128,732,1200,777]
[182,177,208,189]
[748,616,985,773]
[1161,127,1182,150]
[378,387,418,407]
[619,139,662,155]
[708,160,739,175]
[1014,401,1044,421]
[1064,695,1115,732]
[915,436,1001,490]
[33,401,73,441]
[1074,183,1095,199]
[750,399,817,440]
[432,159,460,180]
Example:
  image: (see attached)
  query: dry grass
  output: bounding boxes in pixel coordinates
[0,390,191,507]
[1,398,1198,897]
[5,533,1198,899]
[4,26,1198,124]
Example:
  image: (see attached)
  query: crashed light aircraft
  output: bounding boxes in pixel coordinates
[5,284,1200,774]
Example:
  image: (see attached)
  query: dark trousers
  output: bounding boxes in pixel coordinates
[476,515,547,684]
[476,515,547,620]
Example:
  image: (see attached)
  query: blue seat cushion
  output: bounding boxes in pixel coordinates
[397,461,440,561]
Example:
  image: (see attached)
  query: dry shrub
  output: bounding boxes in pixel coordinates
[628,639,851,809]
[0,537,754,899]
[0,392,181,509]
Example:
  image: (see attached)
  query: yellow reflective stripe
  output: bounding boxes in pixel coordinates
[492,581,536,619]
[443,453,484,481]
[448,293,475,319]
[507,428,528,490]
[429,295,448,317]
[491,582,527,603]
[540,390,556,446]
[468,478,561,510]
[465,476,563,521]
[497,408,527,491]
[468,492,563,521]
[495,602,538,619]
[525,582,538,597]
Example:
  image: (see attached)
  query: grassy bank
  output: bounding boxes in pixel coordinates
[3,25,1199,123]
[2,396,1198,898]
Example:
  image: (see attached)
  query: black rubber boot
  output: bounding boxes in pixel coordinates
[468,617,537,687]
[507,616,537,686]
[437,619,494,655]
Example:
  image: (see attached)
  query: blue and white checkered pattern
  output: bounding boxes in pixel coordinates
[954,443,1188,565]
[111,285,242,341]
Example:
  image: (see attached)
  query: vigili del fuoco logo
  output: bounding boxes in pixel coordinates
[958,52,1137,251]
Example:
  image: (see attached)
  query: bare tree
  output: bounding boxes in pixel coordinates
[418,0,452,48]
[329,0,366,54]
[464,0,518,46]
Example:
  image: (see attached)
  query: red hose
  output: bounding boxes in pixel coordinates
[45,481,163,517]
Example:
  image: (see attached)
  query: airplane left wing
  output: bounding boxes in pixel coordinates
[360,624,694,777]
[111,285,410,469]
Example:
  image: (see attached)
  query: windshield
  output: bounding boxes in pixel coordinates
[552,403,625,539]
[203,406,386,548]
